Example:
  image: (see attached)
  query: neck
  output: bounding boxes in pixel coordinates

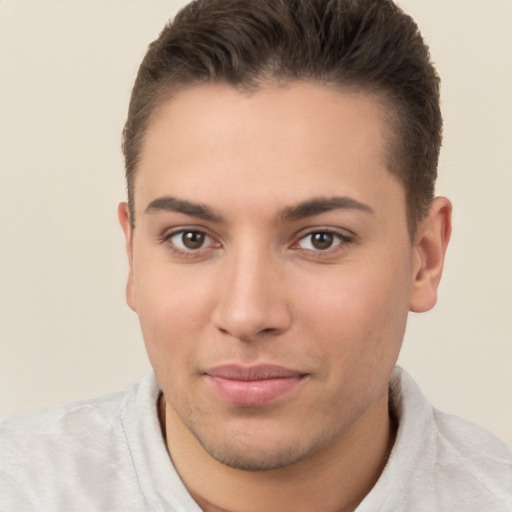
[160,390,395,512]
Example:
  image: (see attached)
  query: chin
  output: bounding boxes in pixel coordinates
[191,423,329,472]
[202,442,309,472]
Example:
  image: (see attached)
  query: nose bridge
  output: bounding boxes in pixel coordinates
[213,238,291,340]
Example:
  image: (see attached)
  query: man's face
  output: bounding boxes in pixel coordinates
[121,82,422,470]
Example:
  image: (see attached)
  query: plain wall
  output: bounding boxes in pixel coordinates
[1,0,511,444]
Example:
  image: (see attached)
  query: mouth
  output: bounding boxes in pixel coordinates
[204,364,307,407]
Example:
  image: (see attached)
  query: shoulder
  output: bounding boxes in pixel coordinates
[0,378,154,511]
[0,387,128,457]
[431,407,512,505]
[380,368,512,510]
[0,387,130,481]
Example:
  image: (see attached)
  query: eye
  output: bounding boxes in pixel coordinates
[296,230,349,251]
[167,230,215,251]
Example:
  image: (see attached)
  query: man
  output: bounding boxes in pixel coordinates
[1,0,511,510]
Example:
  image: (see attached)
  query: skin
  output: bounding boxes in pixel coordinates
[119,82,451,512]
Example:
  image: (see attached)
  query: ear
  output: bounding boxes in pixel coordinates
[409,197,452,313]
[118,202,137,313]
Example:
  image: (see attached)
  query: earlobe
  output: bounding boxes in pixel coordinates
[118,202,137,313]
[409,197,452,313]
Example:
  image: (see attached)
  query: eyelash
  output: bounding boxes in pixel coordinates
[291,228,353,255]
[159,227,353,258]
[160,228,220,258]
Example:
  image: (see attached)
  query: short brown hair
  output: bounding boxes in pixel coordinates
[122,0,442,236]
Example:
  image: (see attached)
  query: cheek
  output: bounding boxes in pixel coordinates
[132,261,215,374]
[292,258,411,367]
[291,262,411,417]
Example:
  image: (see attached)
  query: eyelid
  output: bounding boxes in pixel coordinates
[160,226,222,254]
[290,227,354,252]
[158,225,353,257]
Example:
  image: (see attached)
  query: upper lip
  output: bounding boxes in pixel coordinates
[205,364,306,381]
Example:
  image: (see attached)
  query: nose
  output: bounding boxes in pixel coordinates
[211,246,293,342]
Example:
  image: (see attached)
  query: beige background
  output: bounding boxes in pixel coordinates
[1,1,511,445]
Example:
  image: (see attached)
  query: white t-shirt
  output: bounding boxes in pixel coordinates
[1,368,511,511]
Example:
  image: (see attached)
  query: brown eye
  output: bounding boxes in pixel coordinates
[296,231,348,251]
[311,232,334,250]
[181,231,205,249]
[168,230,212,251]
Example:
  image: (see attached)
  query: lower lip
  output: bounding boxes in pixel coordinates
[207,375,304,406]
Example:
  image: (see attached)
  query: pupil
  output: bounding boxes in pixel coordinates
[312,232,333,250]
[183,231,204,249]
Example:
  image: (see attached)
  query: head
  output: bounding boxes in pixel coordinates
[118,0,451,485]
[122,0,442,239]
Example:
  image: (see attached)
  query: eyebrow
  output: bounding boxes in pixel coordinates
[144,194,373,223]
[279,196,374,222]
[145,196,223,222]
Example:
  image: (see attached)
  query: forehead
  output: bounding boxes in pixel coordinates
[135,82,403,217]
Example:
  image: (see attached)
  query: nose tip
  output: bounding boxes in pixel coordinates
[212,256,292,342]
[215,306,286,341]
